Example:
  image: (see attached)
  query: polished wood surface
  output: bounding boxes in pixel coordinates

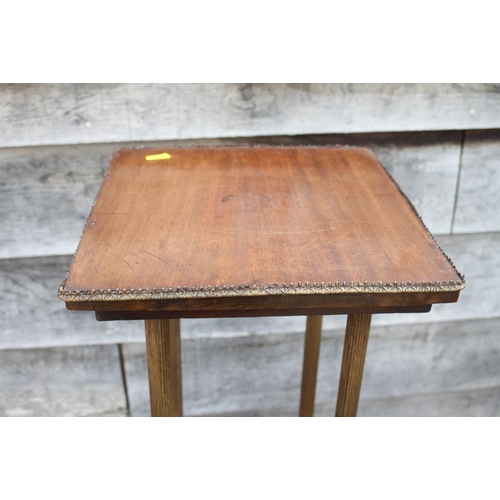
[299,316,323,417]
[145,319,183,417]
[335,314,372,417]
[60,147,463,314]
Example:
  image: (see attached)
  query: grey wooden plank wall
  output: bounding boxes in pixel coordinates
[0,83,499,417]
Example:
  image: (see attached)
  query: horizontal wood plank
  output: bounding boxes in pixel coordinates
[0,255,144,349]
[0,345,127,416]
[453,130,500,233]
[356,386,500,417]
[0,131,461,259]
[1,84,499,148]
[0,143,112,259]
[122,317,500,417]
[0,320,500,416]
[0,231,497,349]
[204,386,500,417]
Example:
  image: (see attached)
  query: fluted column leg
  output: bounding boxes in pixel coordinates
[299,315,323,417]
[145,319,183,417]
[335,314,372,417]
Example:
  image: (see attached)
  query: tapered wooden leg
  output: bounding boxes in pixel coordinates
[335,314,372,417]
[144,319,183,417]
[299,315,323,417]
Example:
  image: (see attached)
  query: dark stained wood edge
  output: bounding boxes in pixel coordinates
[93,303,433,321]
[67,290,458,313]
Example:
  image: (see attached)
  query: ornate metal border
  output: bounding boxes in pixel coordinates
[58,279,465,302]
[58,146,466,303]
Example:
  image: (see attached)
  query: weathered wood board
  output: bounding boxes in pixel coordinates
[0,231,497,349]
[357,386,500,417]
[1,84,499,148]
[453,130,500,234]
[122,317,500,417]
[0,345,127,416]
[0,255,144,349]
[0,131,461,259]
[205,386,500,417]
[0,144,113,260]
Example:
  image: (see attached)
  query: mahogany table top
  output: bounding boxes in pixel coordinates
[59,147,464,319]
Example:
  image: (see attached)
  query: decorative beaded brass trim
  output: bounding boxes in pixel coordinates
[58,279,466,302]
[58,146,466,302]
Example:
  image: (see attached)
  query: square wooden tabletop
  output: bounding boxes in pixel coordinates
[59,147,464,319]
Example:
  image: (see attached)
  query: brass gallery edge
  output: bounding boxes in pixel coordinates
[58,279,466,302]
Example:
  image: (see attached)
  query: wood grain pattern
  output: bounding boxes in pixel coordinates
[145,319,183,416]
[60,147,463,313]
[342,131,461,234]
[0,345,126,417]
[335,314,372,417]
[121,317,500,417]
[0,130,461,260]
[453,130,500,233]
[299,316,323,416]
[1,84,499,148]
